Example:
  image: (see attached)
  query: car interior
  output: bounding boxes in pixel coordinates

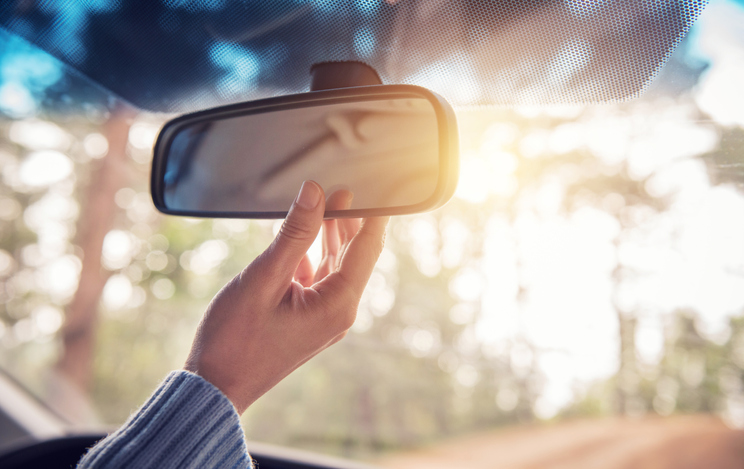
[1,1,744,468]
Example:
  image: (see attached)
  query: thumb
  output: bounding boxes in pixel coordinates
[261,180,325,286]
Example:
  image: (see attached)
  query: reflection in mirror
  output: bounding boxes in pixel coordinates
[162,98,440,214]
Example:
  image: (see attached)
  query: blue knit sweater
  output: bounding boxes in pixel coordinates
[78,371,253,468]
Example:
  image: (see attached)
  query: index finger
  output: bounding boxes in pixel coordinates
[330,216,389,297]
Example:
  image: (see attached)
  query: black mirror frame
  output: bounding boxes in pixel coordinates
[151,84,459,219]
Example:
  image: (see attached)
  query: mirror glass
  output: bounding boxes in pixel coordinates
[161,97,440,214]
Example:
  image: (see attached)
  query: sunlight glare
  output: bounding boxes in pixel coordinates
[9,119,71,150]
[128,122,160,150]
[103,274,133,310]
[19,150,73,187]
[83,133,108,158]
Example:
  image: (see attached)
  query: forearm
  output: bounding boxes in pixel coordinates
[78,371,252,469]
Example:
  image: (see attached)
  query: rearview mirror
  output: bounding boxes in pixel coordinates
[151,85,458,218]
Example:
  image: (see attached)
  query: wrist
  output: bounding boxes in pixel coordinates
[183,362,252,415]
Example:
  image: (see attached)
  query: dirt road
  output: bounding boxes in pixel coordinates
[377,415,744,469]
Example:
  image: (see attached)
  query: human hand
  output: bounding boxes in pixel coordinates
[184,181,389,414]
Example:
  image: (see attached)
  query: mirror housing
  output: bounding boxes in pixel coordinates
[151,84,458,219]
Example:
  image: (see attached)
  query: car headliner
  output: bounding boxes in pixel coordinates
[0,0,707,113]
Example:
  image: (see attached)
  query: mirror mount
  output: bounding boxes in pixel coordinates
[310,61,382,91]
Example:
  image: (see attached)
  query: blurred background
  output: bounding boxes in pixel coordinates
[1,0,744,467]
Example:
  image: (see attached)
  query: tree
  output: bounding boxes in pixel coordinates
[50,107,133,423]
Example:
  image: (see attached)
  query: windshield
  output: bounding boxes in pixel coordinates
[1,0,744,466]
[0,0,706,111]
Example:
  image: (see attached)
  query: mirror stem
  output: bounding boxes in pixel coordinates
[310,61,382,91]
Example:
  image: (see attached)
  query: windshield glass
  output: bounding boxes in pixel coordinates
[0,0,706,111]
[1,0,744,465]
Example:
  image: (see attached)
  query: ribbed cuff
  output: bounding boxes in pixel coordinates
[78,371,252,469]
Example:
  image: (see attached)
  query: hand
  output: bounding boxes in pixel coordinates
[184,181,389,414]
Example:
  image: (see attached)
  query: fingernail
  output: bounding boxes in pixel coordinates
[296,181,321,210]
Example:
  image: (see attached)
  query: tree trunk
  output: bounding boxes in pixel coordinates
[50,108,133,422]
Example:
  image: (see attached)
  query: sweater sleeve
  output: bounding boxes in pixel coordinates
[78,370,253,469]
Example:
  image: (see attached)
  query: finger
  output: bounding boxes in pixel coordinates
[337,216,362,249]
[335,193,361,260]
[326,216,390,298]
[294,254,315,288]
[256,181,325,288]
[321,191,351,260]
[335,217,361,267]
[325,189,354,214]
[316,190,354,280]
